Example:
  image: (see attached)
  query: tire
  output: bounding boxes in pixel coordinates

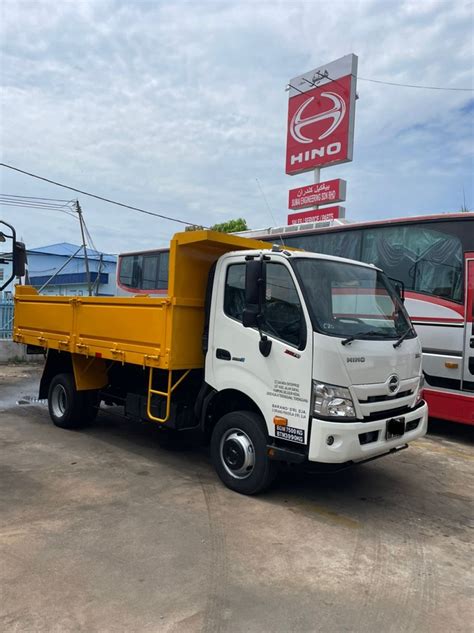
[210,411,277,495]
[48,373,99,429]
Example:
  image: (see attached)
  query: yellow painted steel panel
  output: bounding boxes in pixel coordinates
[72,354,108,391]
[13,231,273,370]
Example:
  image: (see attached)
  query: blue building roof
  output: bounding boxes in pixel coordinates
[29,272,109,287]
[28,242,116,263]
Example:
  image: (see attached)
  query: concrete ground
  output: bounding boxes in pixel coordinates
[0,365,472,633]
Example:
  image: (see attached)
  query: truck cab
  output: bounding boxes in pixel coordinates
[204,247,427,491]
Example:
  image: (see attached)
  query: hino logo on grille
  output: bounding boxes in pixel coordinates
[347,357,365,363]
[388,374,400,394]
[290,92,346,144]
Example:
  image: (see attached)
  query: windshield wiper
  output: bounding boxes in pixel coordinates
[341,330,382,346]
[393,327,414,348]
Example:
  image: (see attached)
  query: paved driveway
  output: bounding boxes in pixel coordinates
[1,366,472,632]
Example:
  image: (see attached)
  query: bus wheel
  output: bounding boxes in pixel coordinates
[48,373,98,429]
[210,411,277,495]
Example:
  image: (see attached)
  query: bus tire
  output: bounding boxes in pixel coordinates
[48,373,98,429]
[210,411,277,495]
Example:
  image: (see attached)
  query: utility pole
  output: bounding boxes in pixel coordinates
[75,200,92,296]
[92,253,103,296]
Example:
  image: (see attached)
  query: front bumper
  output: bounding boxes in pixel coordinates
[308,401,428,464]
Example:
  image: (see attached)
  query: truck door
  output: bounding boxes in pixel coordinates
[207,255,313,445]
[463,258,474,390]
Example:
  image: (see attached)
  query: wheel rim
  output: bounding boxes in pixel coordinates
[51,384,67,418]
[219,428,255,480]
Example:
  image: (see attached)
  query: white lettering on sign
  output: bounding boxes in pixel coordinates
[327,142,341,155]
[290,142,341,166]
[287,205,345,225]
[289,179,346,211]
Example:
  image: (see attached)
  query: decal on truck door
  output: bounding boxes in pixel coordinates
[266,379,308,404]
[272,403,308,421]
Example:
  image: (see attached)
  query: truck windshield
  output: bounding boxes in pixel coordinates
[291,258,414,341]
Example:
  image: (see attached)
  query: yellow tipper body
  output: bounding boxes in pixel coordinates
[13,231,272,371]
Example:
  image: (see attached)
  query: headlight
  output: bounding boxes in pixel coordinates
[415,374,425,404]
[312,381,356,419]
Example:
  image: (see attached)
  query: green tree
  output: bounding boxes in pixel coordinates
[210,218,248,233]
[184,218,249,233]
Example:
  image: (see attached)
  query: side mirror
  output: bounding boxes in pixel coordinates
[0,220,26,292]
[245,259,265,305]
[243,258,266,328]
[243,256,272,357]
[13,242,27,277]
[242,306,258,328]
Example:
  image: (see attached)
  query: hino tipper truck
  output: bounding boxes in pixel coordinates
[12,230,428,494]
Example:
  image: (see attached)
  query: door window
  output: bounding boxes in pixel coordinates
[224,262,305,348]
[224,264,246,321]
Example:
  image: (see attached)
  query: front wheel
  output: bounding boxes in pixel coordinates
[210,411,277,495]
[48,373,98,429]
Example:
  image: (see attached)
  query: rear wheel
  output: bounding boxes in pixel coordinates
[48,373,98,429]
[210,411,277,495]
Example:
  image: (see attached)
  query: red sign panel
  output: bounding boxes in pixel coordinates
[288,178,346,211]
[287,206,345,225]
[285,74,356,175]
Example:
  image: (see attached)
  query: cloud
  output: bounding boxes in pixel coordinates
[0,0,473,254]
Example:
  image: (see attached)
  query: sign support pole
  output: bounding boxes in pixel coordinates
[313,168,320,210]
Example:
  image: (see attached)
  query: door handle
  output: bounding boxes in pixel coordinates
[216,348,231,361]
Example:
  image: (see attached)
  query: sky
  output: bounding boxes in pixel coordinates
[1,0,473,255]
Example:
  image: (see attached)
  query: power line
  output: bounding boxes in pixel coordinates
[0,201,78,218]
[358,77,473,91]
[0,195,74,205]
[1,192,109,254]
[0,162,204,227]
[0,203,73,212]
[0,200,71,209]
[287,73,473,94]
[82,216,98,253]
[0,193,73,203]
[0,193,77,218]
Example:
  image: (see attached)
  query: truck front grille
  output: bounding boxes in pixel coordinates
[363,390,412,403]
[361,401,424,422]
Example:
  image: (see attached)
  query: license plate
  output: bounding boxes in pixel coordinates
[386,417,405,440]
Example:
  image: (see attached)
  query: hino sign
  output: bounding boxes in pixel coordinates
[285,54,358,175]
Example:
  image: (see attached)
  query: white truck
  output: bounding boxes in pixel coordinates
[14,230,428,494]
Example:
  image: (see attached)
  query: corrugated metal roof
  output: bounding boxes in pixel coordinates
[28,243,116,263]
[29,272,109,286]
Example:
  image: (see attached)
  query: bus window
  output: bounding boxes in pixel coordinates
[119,250,169,291]
[157,252,169,289]
[361,226,463,302]
[142,255,158,290]
[284,230,362,261]
[119,254,137,288]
